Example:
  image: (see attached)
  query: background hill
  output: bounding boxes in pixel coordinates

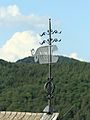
[0,56,90,119]
[16,56,78,64]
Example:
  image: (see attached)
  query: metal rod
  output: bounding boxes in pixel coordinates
[48,18,52,113]
[49,18,52,80]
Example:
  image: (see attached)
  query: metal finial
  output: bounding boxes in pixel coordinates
[31,19,62,114]
[39,19,61,114]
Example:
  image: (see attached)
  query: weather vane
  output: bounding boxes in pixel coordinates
[31,18,62,114]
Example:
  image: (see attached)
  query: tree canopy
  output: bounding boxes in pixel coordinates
[0,56,90,119]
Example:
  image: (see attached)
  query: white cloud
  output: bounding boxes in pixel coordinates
[0,5,47,62]
[69,52,78,59]
[0,5,48,62]
[69,52,84,61]
[0,31,41,62]
[0,5,20,18]
[0,5,47,28]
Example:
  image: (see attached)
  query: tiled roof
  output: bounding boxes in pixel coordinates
[0,111,59,120]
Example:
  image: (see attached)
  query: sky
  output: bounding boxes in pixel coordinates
[0,0,90,62]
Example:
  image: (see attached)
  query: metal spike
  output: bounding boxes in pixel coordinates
[59,31,62,34]
[59,39,61,42]
[40,32,46,37]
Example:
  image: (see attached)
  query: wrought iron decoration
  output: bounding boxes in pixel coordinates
[32,18,62,114]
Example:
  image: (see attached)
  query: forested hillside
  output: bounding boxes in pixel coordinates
[0,56,90,119]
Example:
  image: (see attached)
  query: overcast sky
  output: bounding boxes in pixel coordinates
[0,0,90,62]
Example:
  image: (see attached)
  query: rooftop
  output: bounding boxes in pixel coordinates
[0,111,59,120]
